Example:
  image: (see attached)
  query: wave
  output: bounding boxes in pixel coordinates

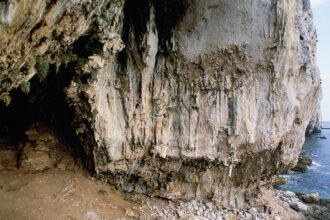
[309,161,323,170]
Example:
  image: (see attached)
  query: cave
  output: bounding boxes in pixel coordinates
[0,63,83,169]
[0,0,326,218]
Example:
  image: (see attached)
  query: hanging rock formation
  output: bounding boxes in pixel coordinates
[0,0,321,208]
[306,95,322,136]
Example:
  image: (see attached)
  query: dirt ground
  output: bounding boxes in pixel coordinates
[0,149,304,220]
[0,151,139,220]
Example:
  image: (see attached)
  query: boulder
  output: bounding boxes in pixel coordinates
[302,192,320,203]
[290,202,307,212]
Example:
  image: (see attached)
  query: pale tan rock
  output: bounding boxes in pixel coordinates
[0,0,321,209]
[19,142,52,172]
[19,124,75,172]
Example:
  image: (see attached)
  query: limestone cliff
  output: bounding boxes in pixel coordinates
[0,0,321,208]
[306,94,322,136]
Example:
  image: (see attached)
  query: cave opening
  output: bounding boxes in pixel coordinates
[0,63,83,168]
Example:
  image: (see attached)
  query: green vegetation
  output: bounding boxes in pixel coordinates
[61,51,73,63]
[20,81,31,94]
[121,191,137,204]
[36,56,49,80]
[94,48,104,57]
[167,48,174,57]
[272,176,287,188]
[65,216,77,220]
[0,185,3,190]
[77,57,89,66]
[96,173,107,183]
[92,108,98,119]
[97,189,107,195]
[101,4,111,24]
[2,95,11,107]
[91,70,99,82]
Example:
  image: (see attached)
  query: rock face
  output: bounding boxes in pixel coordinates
[0,0,321,208]
[306,94,322,136]
[19,123,76,172]
[292,154,312,173]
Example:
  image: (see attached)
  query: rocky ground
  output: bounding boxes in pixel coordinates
[0,134,304,220]
[0,148,305,220]
[0,140,328,220]
[276,190,330,220]
[135,190,303,220]
[0,123,325,219]
[0,162,305,220]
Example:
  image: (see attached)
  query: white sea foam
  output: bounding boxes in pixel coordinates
[309,161,323,170]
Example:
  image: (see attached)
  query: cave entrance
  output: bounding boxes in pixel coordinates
[0,64,83,171]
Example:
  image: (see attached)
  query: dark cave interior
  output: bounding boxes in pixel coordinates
[0,64,82,160]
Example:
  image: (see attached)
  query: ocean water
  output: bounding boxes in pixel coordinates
[278,122,330,199]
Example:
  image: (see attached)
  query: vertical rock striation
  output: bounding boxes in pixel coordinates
[0,0,321,208]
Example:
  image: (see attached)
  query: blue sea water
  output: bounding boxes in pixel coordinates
[278,122,330,199]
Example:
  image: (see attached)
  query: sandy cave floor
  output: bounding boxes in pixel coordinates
[0,167,139,220]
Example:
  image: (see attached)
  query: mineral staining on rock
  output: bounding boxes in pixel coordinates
[0,0,321,210]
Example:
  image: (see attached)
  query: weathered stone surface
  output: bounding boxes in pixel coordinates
[302,192,319,203]
[292,154,312,173]
[0,150,17,170]
[0,0,321,208]
[305,198,330,220]
[290,201,308,212]
[18,123,75,172]
[306,93,322,136]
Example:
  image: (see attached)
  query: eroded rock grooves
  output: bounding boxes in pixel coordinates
[0,0,321,209]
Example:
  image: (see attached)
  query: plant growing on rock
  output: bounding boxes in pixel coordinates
[94,48,104,57]
[121,191,137,204]
[61,51,73,63]
[92,108,98,119]
[1,95,11,107]
[36,56,49,80]
[272,176,287,188]
[101,4,111,24]
[77,57,88,66]
[20,81,31,94]
[90,70,99,82]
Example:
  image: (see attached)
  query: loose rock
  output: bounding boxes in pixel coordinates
[301,192,320,203]
[290,201,307,212]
